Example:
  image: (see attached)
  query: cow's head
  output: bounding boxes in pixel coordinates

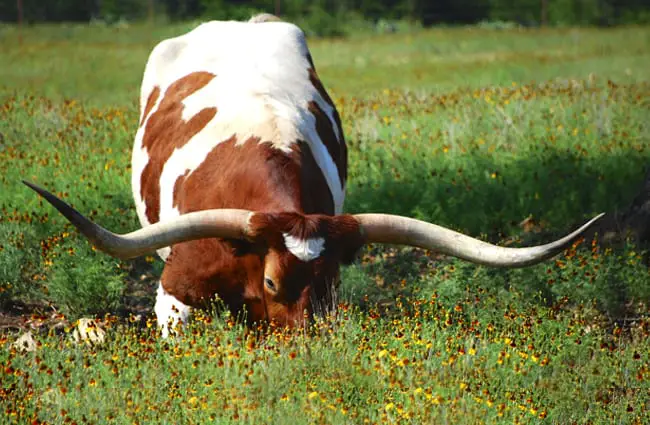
[23,181,604,327]
[236,212,365,326]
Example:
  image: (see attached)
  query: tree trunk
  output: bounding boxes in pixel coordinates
[17,0,23,45]
[541,0,548,27]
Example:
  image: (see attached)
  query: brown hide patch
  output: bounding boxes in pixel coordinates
[308,101,346,188]
[161,237,262,309]
[308,68,348,185]
[172,136,334,216]
[172,169,190,209]
[296,141,334,214]
[140,86,160,127]
[140,71,217,224]
[159,137,341,320]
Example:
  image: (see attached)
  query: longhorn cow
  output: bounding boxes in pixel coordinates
[24,15,603,336]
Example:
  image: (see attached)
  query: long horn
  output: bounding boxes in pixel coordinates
[23,181,253,260]
[354,213,605,268]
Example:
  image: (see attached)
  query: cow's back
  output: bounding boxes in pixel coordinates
[131,20,347,260]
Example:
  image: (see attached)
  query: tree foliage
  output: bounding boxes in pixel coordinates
[0,0,648,27]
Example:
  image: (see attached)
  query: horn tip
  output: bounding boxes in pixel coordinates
[22,179,37,190]
[22,179,48,196]
[590,212,606,224]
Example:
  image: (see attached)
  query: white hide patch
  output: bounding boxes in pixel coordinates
[283,234,326,262]
[155,282,192,338]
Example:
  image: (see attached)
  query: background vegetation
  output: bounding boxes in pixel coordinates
[1,0,650,36]
[0,14,649,425]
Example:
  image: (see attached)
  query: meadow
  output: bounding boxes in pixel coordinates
[1,22,649,424]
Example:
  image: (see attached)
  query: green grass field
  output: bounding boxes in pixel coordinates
[1,23,649,424]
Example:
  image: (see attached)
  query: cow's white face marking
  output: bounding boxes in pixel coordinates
[283,234,325,262]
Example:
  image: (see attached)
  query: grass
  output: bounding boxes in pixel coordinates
[1,23,649,424]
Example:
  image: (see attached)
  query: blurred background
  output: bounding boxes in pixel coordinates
[2,0,650,37]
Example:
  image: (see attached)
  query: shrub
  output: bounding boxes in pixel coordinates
[45,238,125,317]
[0,222,44,309]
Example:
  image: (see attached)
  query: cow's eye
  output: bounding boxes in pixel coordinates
[264,277,277,293]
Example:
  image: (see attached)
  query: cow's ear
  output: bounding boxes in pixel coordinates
[326,215,365,264]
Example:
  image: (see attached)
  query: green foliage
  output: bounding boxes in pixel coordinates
[98,0,148,23]
[295,3,348,38]
[0,24,649,424]
[429,244,650,318]
[488,0,540,24]
[0,88,135,315]
[0,0,648,27]
[199,0,259,21]
[1,300,649,423]
[45,240,126,317]
[344,79,650,235]
[547,0,607,26]
[341,242,650,322]
[0,221,44,308]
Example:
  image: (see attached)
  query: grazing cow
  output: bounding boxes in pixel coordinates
[24,15,603,336]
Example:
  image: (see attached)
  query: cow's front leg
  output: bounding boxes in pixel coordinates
[155,282,192,338]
